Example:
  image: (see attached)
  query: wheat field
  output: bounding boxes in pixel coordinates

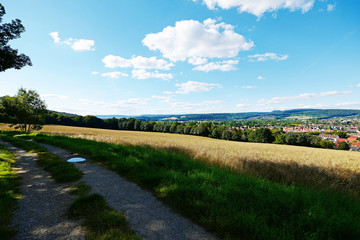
[2,124,360,195]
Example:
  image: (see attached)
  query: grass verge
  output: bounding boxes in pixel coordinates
[68,191,140,240]
[0,143,21,239]
[0,132,82,183]
[17,133,360,240]
[68,182,91,196]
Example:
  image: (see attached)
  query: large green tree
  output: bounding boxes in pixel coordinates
[0,3,32,72]
[0,88,47,132]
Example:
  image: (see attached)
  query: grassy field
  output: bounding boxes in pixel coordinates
[1,124,359,196]
[9,132,360,240]
[0,142,20,239]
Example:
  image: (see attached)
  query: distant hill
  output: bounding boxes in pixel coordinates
[96,109,360,121]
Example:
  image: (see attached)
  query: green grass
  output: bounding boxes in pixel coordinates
[0,143,20,240]
[0,132,82,183]
[68,182,91,196]
[69,193,140,240]
[17,133,360,240]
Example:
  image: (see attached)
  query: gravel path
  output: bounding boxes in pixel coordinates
[40,142,219,240]
[0,140,85,240]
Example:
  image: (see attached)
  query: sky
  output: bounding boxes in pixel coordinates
[1,0,360,116]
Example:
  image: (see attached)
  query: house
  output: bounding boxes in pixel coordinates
[347,136,359,143]
[319,134,339,142]
[336,138,347,147]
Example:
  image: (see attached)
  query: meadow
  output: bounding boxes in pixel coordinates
[3,131,360,240]
[1,124,359,197]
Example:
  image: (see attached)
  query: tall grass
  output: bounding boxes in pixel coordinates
[23,133,360,240]
[0,143,20,239]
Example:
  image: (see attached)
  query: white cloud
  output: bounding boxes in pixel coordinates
[132,69,173,80]
[327,3,336,12]
[67,39,95,51]
[91,71,99,75]
[175,81,221,94]
[258,90,352,105]
[101,72,129,79]
[163,91,173,95]
[143,18,253,62]
[41,94,71,100]
[49,32,95,51]
[236,103,250,108]
[241,86,256,89]
[188,57,209,66]
[195,0,315,17]
[356,83,360,87]
[193,60,238,72]
[335,102,360,107]
[258,75,266,80]
[248,53,288,62]
[49,32,60,43]
[102,55,174,70]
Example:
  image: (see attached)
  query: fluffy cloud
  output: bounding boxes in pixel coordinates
[175,81,221,94]
[248,53,288,62]
[143,18,253,62]
[258,91,352,105]
[102,55,174,70]
[327,3,336,12]
[132,69,173,80]
[193,60,238,72]
[188,57,209,66]
[101,72,129,79]
[258,75,266,80]
[91,71,99,75]
[195,0,315,17]
[50,32,95,51]
[356,83,360,87]
[49,32,60,43]
[242,86,256,89]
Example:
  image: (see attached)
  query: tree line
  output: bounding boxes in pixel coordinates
[1,89,347,151]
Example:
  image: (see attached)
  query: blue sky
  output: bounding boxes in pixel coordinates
[1,0,359,115]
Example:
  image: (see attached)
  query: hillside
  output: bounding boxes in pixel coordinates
[97,109,360,121]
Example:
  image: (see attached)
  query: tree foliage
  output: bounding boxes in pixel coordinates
[0,88,47,132]
[0,3,32,72]
[337,141,350,151]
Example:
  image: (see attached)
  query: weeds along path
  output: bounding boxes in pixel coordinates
[39,142,219,240]
[0,140,85,240]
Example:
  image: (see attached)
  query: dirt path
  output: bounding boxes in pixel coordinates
[40,142,219,240]
[0,140,85,240]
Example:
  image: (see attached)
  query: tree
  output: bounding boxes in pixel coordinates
[248,128,275,143]
[337,141,350,151]
[0,4,32,72]
[0,88,47,132]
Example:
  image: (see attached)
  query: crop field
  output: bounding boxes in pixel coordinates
[1,124,360,196]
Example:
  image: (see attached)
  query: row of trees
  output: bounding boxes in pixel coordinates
[118,118,338,150]
[0,88,343,150]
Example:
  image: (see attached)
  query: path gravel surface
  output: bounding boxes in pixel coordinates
[0,140,85,240]
[40,142,219,240]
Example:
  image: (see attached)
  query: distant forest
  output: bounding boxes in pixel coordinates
[39,111,356,150]
[98,109,360,121]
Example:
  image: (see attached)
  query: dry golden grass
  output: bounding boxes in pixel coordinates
[2,124,360,196]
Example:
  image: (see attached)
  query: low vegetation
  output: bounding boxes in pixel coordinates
[0,132,82,183]
[5,125,359,197]
[0,143,20,239]
[69,190,140,240]
[14,132,360,240]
